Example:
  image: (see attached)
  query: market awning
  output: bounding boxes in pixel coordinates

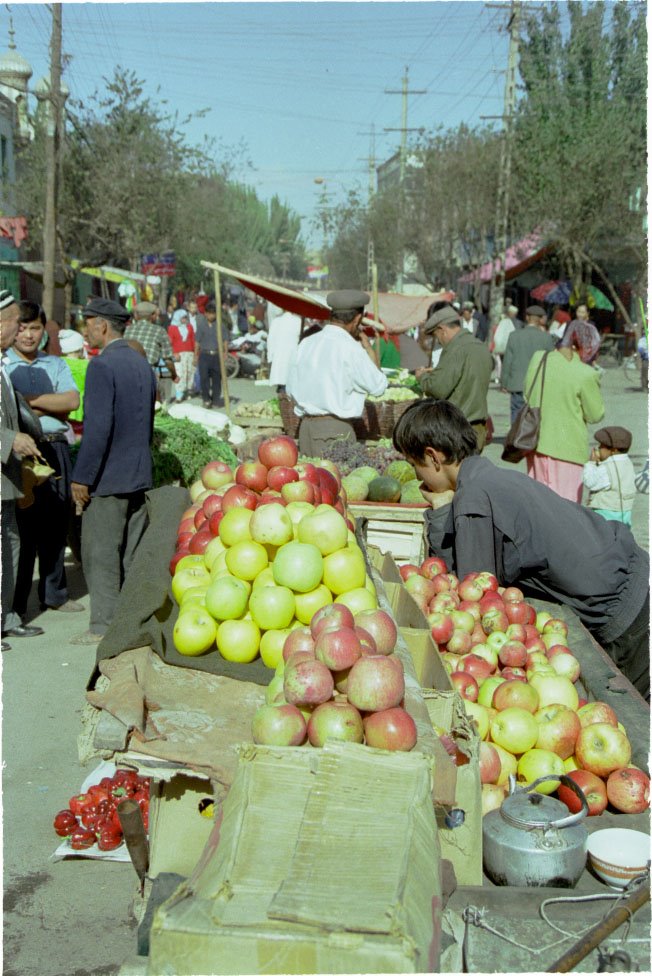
[69,260,160,285]
[458,232,549,285]
[201,262,332,321]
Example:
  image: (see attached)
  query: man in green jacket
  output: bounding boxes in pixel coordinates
[415,305,494,450]
[501,304,556,423]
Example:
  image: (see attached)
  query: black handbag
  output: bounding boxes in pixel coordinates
[15,391,45,442]
[501,352,549,464]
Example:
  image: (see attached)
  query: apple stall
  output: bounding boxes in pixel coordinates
[51,430,649,975]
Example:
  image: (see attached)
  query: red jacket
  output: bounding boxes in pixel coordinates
[168,324,195,353]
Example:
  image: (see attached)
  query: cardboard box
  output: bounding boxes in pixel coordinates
[400,626,453,692]
[149,742,443,974]
[383,581,431,629]
[147,772,217,880]
[423,691,483,887]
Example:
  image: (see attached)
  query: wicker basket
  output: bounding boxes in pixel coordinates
[279,393,420,442]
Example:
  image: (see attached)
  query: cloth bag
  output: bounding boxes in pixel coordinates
[501,351,549,463]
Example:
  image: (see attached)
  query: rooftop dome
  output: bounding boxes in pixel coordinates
[0,22,33,93]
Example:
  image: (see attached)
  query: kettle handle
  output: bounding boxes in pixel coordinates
[523,774,590,829]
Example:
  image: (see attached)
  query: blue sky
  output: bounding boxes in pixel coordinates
[6,2,509,246]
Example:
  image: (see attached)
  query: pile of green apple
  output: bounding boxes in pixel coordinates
[170,435,381,665]
[399,559,650,819]
[251,601,418,752]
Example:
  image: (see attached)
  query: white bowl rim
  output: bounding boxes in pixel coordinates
[587,828,651,868]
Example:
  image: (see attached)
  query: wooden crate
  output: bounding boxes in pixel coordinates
[348,501,428,565]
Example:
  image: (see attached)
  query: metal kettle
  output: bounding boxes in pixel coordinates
[483,774,589,887]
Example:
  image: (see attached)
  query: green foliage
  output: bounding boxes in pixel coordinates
[151,414,238,487]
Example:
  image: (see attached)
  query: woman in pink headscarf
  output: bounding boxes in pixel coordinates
[522,319,605,502]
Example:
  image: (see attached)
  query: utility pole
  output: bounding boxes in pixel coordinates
[384,67,426,292]
[484,0,521,329]
[42,3,63,320]
[357,125,377,291]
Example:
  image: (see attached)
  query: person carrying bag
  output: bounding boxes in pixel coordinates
[502,352,549,464]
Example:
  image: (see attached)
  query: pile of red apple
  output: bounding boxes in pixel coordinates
[172,435,347,574]
[399,558,650,819]
[168,435,386,664]
[252,602,418,752]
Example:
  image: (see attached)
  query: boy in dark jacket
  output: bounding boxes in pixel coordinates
[392,399,650,700]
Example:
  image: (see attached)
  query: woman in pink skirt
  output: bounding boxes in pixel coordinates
[523,320,604,502]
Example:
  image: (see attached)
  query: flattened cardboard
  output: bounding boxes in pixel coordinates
[400,626,453,692]
[148,773,217,880]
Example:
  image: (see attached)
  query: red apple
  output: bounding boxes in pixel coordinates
[176,531,194,549]
[524,636,547,654]
[458,599,482,622]
[235,460,269,493]
[310,602,355,639]
[363,706,417,751]
[399,563,420,582]
[542,618,569,639]
[258,435,299,469]
[315,626,362,671]
[470,623,488,647]
[201,493,223,519]
[316,466,339,496]
[258,490,285,506]
[169,549,190,575]
[430,574,452,594]
[430,592,459,613]
[458,653,494,682]
[405,574,436,602]
[606,767,650,814]
[479,591,505,614]
[549,651,581,683]
[355,626,377,656]
[208,510,224,535]
[502,586,524,603]
[293,461,320,486]
[450,670,479,702]
[221,484,258,511]
[307,700,364,746]
[193,508,208,530]
[498,640,527,669]
[458,578,484,602]
[281,480,315,504]
[505,623,527,644]
[267,465,299,491]
[346,655,405,712]
[188,526,213,554]
[450,609,476,634]
[479,741,502,784]
[420,556,447,579]
[426,611,454,646]
[354,608,397,655]
[201,460,234,490]
[475,571,499,592]
[446,629,473,656]
[557,768,608,816]
[500,666,527,682]
[482,608,509,635]
[282,627,315,662]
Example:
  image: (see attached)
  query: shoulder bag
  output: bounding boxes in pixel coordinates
[501,352,549,464]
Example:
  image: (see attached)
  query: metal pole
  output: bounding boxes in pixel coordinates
[213,269,231,415]
[42,3,62,320]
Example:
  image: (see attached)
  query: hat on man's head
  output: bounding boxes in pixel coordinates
[0,289,16,310]
[424,305,460,334]
[82,297,131,323]
[133,300,157,316]
[595,426,632,451]
[327,289,369,313]
[462,301,474,311]
[58,329,85,354]
[526,305,546,318]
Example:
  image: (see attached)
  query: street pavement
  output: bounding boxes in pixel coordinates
[2,367,648,976]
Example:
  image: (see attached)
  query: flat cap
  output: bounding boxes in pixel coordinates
[424,305,460,334]
[526,304,547,318]
[82,297,131,322]
[133,300,157,316]
[0,288,16,310]
[462,301,474,311]
[327,289,369,312]
[595,426,632,451]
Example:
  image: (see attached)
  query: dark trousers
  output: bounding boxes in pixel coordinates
[602,592,650,702]
[510,392,525,423]
[2,500,21,631]
[13,439,71,616]
[198,352,222,405]
[81,491,148,635]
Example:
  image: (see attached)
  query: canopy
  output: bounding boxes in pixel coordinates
[201,262,332,320]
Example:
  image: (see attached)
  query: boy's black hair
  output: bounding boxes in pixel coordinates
[18,300,46,326]
[392,399,479,463]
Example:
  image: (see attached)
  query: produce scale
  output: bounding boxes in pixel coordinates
[52,431,650,975]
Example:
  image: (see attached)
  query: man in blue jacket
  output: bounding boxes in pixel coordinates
[71,298,157,645]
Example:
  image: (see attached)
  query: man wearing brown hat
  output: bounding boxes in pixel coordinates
[415,305,493,450]
[501,304,556,422]
[125,300,177,401]
[286,289,387,455]
[583,426,636,526]
[70,298,157,644]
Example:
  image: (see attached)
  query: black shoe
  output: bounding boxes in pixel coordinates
[2,624,45,638]
[202,401,212,409]
[2,641,11,652]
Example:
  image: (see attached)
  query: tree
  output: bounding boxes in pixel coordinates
[512,1,647,317]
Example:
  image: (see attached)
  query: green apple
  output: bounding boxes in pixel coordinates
[490,707,539,754]
[205,574,250,621]
[249,585,295,631]
[171,564,211,604]
[173,607,217,656]
[517,748,564,794]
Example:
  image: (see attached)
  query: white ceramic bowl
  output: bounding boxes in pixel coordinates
[587,828,650,888]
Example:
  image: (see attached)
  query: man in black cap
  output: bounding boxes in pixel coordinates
[0,289,45,648]
[501,304,556,423]
[125,300,177,402]
[286,289,387,455]
[70,298,157,644]
[415,305,493,450]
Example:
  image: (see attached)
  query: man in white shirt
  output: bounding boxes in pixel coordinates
[286,289,387,455]
[267,308,302,390]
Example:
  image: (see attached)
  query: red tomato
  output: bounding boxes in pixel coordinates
[99,776,114,790]
[53,810,78,837]
[97,827,123,851]
[86,785,110,803]
[70,827,96,850]
[80,804,99,828]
